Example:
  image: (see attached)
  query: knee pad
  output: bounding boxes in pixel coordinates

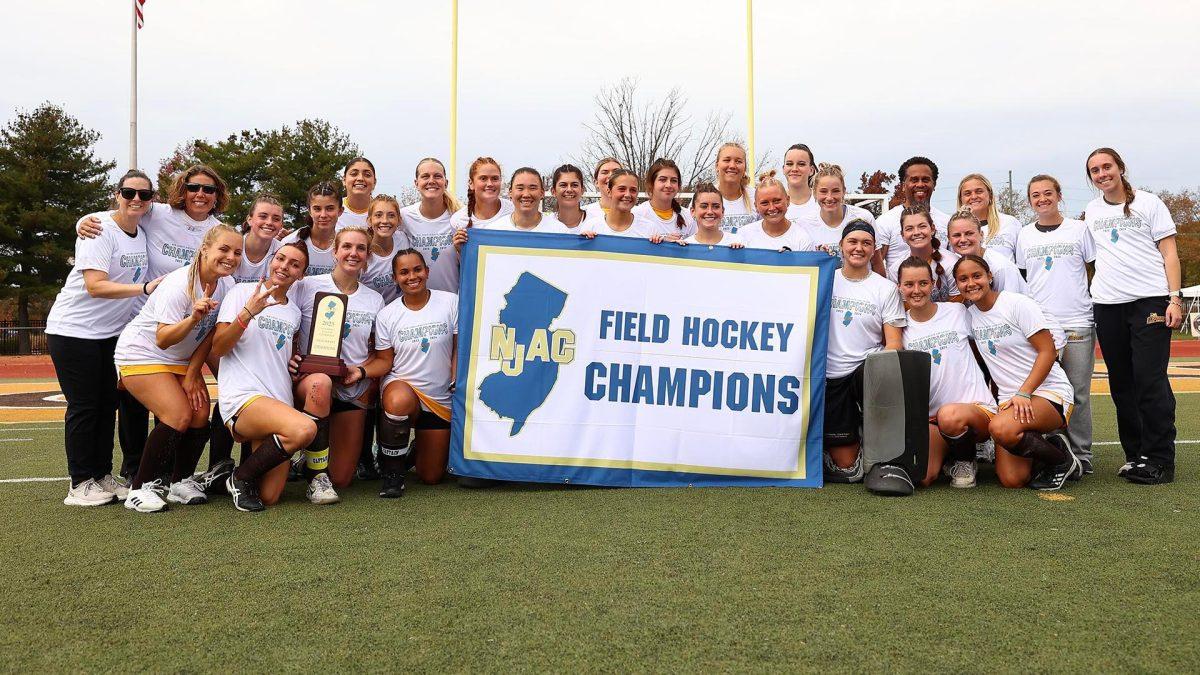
[377,411,412,457]
[862,350,930,481]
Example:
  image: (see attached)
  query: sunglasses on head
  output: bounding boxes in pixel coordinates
[185,183,218,194]
[119,187,154,201]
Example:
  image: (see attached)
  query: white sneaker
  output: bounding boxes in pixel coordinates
[307,473,339,505]
[948,461,977,489]
[975,439,995,463]
[63,478,116,507]
[124,480,168,513]
[167,477,208,505]
[96,474,130,500]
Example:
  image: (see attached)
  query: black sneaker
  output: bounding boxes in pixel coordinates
[1117,460,1134,478]
[287,452,304,482]
[226,475,265,512]
[1123,457,1174,485]
[356,455,381,481]
[864,463,914,496]
[378,471,405,498]
[1029,454,1081,491]
[192,458,234,495]
[1079,457,1094,475]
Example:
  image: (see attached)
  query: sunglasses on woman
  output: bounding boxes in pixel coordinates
[185,183,218,194]
[119,187,155,201]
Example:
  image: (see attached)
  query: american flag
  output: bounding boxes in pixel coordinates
[135,0,146,29]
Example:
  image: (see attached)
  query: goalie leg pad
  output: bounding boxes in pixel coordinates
[377,411,412,458]
[862,350,931,481]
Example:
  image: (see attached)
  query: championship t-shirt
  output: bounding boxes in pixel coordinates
[982,248,1030,296]
[720,187,758,235]
[797,204,876,264]
[375,289,458,418]
[827,270,907,379]
[115,265,233,366]
[683,231,741,247]
[337,200,369,230]
[361,231,414,304]
[216,282,302,422]
[280,230,336,277]
[1084,190,1177,304]
[737,220,815,252]
[400,203,454,271]
[631,202,698,238]
[46,213,148,339]
[785,197,819,223]
[486,213,572,234]
[583,216,658,238]
[903,303,995,416]
[1014,219,1096,328]
[980,213,1023,262]
[887,252,958,303]
[233,235,281,283]
[875,204,951,271]
[139,203,220,279]
[966,291,1073,405]
[428,200,516,293]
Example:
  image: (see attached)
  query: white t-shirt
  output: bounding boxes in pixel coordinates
[967,291,1074,405]
[1015,219,1096,328]
[875,204,951,271]
[1084,190,1177,304]
[280,230,336,277]
[583,215,658,239]
[720,186,758,235]
[295,275,385,402]
[375,290,459,415]
[47,213,149,339]
[737,220,814,252]
[337,200,369,230]
[903,303,995,416]
[360,231,414,304]
[683,231,741,247]
[233,235,281,283]
[797,204,877,263]
[982,248,1030,296]
[400,202,455,270]
[486,213,572,234]
[583,202,606,223]
[827,270,907,379]
[631,201,698,238]
[553,208,597,233]
[114,265,233,366]
[785,197,820,223]
[216,282,302,422]
[886,252,958,303]
[138,203,220,279]
[428,200,516,294]
[980,213,1022,262]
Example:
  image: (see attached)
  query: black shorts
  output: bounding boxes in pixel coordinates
[824,363,865,447]
[415,410,450,431]
[331,397,366,414]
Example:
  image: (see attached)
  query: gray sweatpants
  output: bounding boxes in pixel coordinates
[1058,326,1095,462]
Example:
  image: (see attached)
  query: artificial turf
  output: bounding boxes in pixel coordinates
[0,395,1197,672]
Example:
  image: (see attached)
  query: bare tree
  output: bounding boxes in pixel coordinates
[578,78,760,190]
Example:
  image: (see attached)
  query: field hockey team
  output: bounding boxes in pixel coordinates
[45,145,1183,511]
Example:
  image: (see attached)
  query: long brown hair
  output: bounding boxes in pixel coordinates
[297,181,342,241]
[900,205,945,294]
[466,157,501,229]
[645,158,685,230]
[1085,147,1135,217]
[167,164,229,215]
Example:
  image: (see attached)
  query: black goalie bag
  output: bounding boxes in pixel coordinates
[861,349,931,481]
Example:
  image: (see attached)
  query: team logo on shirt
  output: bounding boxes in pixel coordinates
[987,340,997,355]
[831,296,876,328]
[420,337,430,353]
[1044,256,1054,270]
[906,330,958,365]
[930,348,942,365]
[256,315,296,351]
[1110,229,1119,243]
[431,247,440,261]
[1093,216,1145,244]
[842,311,853,326]
[973,324,1013,356]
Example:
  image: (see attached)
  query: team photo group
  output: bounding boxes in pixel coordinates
[45,141,1183,512]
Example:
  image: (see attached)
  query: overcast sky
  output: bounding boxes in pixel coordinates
[6,0,1198,214]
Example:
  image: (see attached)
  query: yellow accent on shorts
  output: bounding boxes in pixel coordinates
[413,387,451,422]
[236,395,263,417]
[118,364,188,378]
[973,403,998,419]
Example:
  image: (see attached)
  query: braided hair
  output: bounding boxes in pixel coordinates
[900,205,945,295]
[1085,147,1135,217]
[298,181,341,241]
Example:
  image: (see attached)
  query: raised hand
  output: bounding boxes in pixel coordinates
[244,279,280,317]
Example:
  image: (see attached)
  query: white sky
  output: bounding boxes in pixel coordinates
[5,0,1198,214]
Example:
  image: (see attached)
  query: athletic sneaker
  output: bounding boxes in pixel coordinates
[378,471,405,498]
[63,478,116,507]
[167,477,209,505]
[975,439,995,463]
[287,451,305,482]
[357,448,381,481]
[124,479,168,513]
[307,473,339,505]
[1117,460,1134,478]
[96,474,130,500]
[1028,454,1082,491]
[864,463,914,496]
[947,461,977,489]
[1123,456,1174,485]
[192,459,234,496]
[225,475,264,512]
[822,452,864,484]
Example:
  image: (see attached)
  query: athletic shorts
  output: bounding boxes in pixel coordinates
[117,363,187,378]
[331,397,368,414]
[824,363,864,447]
[415,410,450,431]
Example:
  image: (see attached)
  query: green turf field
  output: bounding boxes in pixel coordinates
[1,395,1197,672]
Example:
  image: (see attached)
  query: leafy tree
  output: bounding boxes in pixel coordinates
[997,181,1035,225]
[856,170,896,217]
[0,103,114,350]
[1155,186,1200,287]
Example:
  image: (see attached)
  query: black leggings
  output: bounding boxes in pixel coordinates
[47,334,119,485]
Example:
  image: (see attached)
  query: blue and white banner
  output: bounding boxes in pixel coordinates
[450,230,836,487]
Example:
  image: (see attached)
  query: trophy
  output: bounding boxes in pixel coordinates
[299,292,349,376]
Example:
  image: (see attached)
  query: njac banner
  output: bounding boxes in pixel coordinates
[449,230,836,487]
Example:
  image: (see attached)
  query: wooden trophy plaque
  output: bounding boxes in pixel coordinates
[299,291,349,376]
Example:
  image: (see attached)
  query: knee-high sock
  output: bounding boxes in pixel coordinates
[233,435,290,482]
[303,413,330,478]
[208,403,234,468]
[1011,432,1070,465]
[132,423,183,489]
[359,413,376,467]
[940,428,977,462]
[171,427,210,482]
[377,411,412,473]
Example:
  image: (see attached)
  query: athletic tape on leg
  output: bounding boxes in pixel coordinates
[378,411,411,458]
[862,350,930,479]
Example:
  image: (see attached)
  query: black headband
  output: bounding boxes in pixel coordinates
[841,220,875,241]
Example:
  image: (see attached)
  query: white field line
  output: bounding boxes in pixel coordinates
[0,438,32,442]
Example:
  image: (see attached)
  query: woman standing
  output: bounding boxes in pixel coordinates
[583,158,622,222]
[212,243,315,511]
[798,163,876,263]
[400,158,461,276]
[824,222,906,485]
[886,207,955,302]
[362,249,458,496]
[292,227,386,503]
[682,183,743,247]
[233,195,284,283]
[737,175,814,252]
[487,168,568,233]
[958,174,1022,262]
[955,255,1080,490]
[783,143,819,222]
[338,157,377,230]
[116,225,243,512]
[361,195,412,303]
[631,158,696,239]
[551,165,598,231]
[282,182,342,277]
[946,209,1029,295]
[1015,175,1097,474]
[896,258,996,489]
[585,170,657,238]
[48,171,157,506]
[430,157,514,293]
[1084,148,1181,484]
[713,143,757,234]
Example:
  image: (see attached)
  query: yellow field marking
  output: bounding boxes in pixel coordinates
[1038,493,1076,502]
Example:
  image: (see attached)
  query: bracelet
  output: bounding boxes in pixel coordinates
[357,366,367,380]
[142,281,149,296]
[236,313,250,330]
[1014,392,1032,400]
[1169,297,1183,306]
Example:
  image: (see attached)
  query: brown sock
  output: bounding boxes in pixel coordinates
[1011,432,1069,465]
[171,427,210,482]
[132,424,182,489]
[234,435,291,482]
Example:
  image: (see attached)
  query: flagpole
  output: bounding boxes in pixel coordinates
[129,0,138,170]
[745,0,756,180]
[449,0,459,195]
